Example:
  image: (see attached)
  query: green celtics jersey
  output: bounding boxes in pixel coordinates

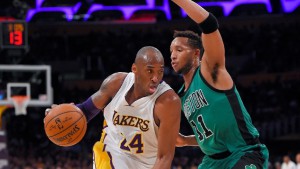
[178,66,262,156]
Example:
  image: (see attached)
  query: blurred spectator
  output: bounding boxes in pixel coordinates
[282,155,296,169]
[275,161,282,169]
[296,153,300,169]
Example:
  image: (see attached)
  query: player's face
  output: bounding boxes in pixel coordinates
[170,37,195,74]
[134,58,164,95]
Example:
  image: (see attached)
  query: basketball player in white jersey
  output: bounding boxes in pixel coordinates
[46,46,181,169]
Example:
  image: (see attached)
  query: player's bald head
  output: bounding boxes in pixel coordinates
[134,46,164,65]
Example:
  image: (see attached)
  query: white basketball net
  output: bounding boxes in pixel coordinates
[11,96,30,115]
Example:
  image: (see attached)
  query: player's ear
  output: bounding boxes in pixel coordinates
[194,48,201,59]
[132,63,137,73]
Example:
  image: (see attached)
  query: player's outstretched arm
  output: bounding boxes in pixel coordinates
[171,0,226,79]
[76,72,127,121]
[152,90,181,169]
[176,133,198,147]
[45,72,127,122]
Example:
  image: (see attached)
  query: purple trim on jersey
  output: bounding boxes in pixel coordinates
[103,133,107,141]
[103,144,106,151]
[76,97,100,122]
[107,151,115,169]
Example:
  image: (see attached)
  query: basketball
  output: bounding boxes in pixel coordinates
[44,104,87,147]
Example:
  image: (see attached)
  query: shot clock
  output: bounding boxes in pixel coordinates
[0,21,28,50]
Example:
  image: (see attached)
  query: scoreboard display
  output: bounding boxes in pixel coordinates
[0,21,28,49]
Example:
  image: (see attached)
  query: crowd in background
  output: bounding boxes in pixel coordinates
[1,0,300,168]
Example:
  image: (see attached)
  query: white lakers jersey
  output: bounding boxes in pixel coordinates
[99,72,172,169]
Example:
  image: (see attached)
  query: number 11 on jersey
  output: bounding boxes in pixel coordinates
[190,115,213,142]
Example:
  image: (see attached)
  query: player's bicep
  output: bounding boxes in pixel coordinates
[202,31,225,69]
[155,91,181,158]
[91,72,127,110]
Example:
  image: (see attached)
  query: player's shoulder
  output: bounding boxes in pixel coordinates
[104,72,128,84]
[109,72,128,80]
[155,87,181,118]
[157,88,181,105]
[101,72,128,92]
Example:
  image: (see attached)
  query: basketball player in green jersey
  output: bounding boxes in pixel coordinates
[170,0,269,168]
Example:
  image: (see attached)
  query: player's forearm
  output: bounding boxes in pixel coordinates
[176,133,198,147]
[76,97,100,122]
[185,135,198,146]
[171,0,209,23]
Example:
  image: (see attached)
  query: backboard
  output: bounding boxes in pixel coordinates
[0,64,53,107]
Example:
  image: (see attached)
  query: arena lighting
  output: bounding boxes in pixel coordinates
[36,0,44,8]
[280,0,300,13]
[26,2,81,21]
[25,0,300,22]
[84,0,171,20]
[181,0,272,17]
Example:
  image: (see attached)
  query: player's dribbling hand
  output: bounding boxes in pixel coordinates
[44,104,58,117]
[44,102,76,118]
[44,103,76,117]
[44,104,58,124]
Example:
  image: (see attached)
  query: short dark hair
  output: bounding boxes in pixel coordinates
[173,30,203,50]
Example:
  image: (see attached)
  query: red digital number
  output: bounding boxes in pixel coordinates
[9,31,23,46]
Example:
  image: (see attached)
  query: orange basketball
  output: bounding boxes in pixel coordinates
[44,104,87,147]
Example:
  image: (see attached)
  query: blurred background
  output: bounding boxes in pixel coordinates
[0,0,300,168]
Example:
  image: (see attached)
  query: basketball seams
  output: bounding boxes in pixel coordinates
[47,112,84,138]
[45,110,82,128]
[59,117,87,146]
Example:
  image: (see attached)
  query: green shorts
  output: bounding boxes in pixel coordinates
[199,144,269,169]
